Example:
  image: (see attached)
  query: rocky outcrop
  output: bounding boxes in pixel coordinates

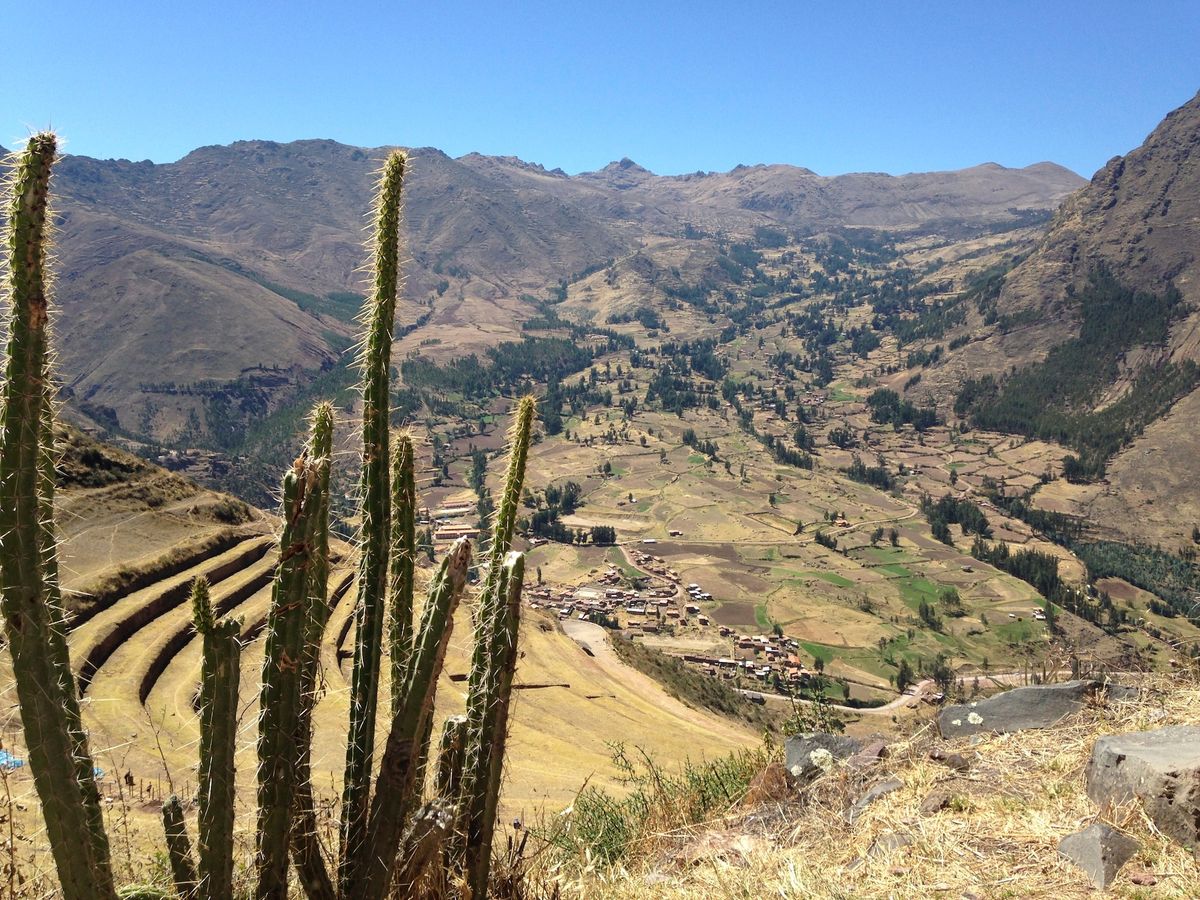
[1086,725,1200,850]
[783,733,865,781]
[936,680,1131,737]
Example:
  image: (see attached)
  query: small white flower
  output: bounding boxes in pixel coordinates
[809,748,834,772]
[967,712,984,725]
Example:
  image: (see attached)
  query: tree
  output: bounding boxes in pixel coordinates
[895,658,915,692]
[870,526,884,546]
[889,528,899,547]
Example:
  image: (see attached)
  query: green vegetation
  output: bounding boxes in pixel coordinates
[844,454,895,490]
[956,268,1200,480]
[550,742,773,865]
[866,388,939,431]
[1077,541,1200,625]
[921,493,992,545]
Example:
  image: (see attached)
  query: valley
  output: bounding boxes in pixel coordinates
[4,84,1200,900]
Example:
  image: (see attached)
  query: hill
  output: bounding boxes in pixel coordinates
[0,140,1080,459]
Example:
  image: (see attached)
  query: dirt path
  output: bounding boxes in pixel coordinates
[559,619,754,744]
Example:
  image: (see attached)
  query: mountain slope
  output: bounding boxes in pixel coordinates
[0,138,1082,448]
[915,90,1200,546]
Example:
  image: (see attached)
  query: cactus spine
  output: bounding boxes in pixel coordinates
[339,151,405,892]
[0,134,118,900]
[435,715,469,804]
[255,453,328,899]
[192,577,241,900]
[161,796,199,900]
[389,433,417,716]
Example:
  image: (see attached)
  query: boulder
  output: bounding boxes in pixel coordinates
[844,778,903,825]
[1058,823,1140,890]
[784,733,864,781]
[937,680,1122,738]
[1086,725,1200,849]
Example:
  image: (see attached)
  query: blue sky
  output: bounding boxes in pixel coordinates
[4,1,1199,178]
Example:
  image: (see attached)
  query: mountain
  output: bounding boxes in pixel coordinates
[913,90,1200,547]
[0,138,1080,449]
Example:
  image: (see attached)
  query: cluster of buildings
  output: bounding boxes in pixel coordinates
[682,631,811,686]
[428,499,478,543]
[524,549,813,693]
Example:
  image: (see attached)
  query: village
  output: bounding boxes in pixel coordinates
[523,545,817,695]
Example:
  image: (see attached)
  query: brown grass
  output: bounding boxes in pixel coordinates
[540,672,1200,898]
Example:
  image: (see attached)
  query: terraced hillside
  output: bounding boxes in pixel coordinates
[0,428,756,878]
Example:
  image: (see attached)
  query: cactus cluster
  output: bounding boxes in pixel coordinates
[0,137,535,899]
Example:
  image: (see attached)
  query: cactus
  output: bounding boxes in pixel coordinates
[291,405,336,900]
[161,796,198,900]
[339,150,405,893]
[191,578,241,900]
[353,538,472,900]
[0,134,118,900]
[389,433,417,716]
[454,397,535,890]
[255,453,328,899]
[460,551,526,898]
[42,396,114,875]
[1,134,539,899]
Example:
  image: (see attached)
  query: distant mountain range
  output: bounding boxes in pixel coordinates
[1,138,1082,446]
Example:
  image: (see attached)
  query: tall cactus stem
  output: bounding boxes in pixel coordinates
[389,432,417,717]
[461,552,526,899]
[456,397,535,890]
[0,134,118,900]
[355,538,472,900]
[192,577,241,900]
[292,403,335,900]
[339,150,406,893]
[41,397,113,876]
[255,455,326,899]
[161,796,199,900]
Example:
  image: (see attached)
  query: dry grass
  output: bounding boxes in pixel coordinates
[541,673,1200,899]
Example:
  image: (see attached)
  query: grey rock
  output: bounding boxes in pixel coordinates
[1098,681,1139,702]
[844,778,903,825]
[1086,725,1200,850]
[784,733,865,781]
[919,788,955,816]
[937,680,1120,737]
[1058,823,1140,889]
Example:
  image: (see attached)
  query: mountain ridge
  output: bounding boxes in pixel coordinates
[0,136,1084,448]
